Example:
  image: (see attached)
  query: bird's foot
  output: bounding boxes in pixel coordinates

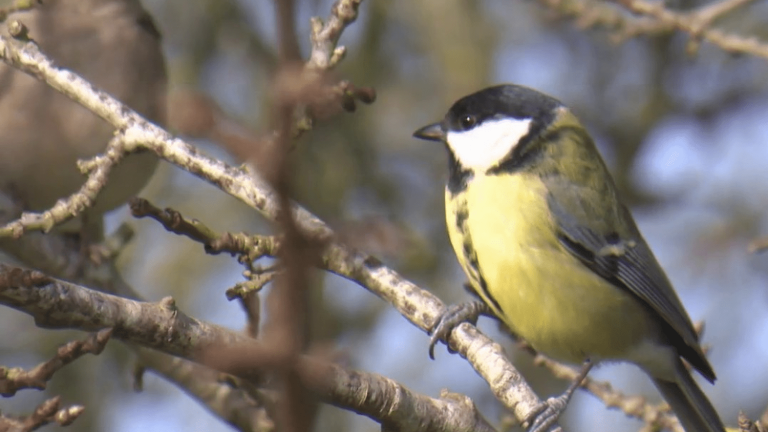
[524,395,568,432]
[428,300,490,359]
[523,360,594,432]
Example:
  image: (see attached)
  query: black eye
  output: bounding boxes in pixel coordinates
[459,115,477,130]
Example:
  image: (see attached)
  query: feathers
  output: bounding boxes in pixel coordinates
[416,84,725,432]
[445,118,533,172]
[652,358,726,432]
[544,127,716,382]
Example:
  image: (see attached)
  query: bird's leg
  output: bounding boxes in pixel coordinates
[525,360,594,432]
[428,300,492,359]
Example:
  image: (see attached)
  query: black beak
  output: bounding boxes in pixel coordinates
[413,122,445,142]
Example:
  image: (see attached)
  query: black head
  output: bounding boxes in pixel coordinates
[445,84,562,133]
[413,85,569,193]
[413,84,563,141]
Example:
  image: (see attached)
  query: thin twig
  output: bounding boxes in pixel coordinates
[0,396,84,432]
[616,0,768,58]
[0,329,112,397]
[538,0,768,58]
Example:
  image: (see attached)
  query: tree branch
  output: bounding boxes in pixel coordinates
[0,26,547,427]
[0,329,112,397]
[129,200,551,427]
[149,203,695,431]
[538,0,768,59]
[0,264,497,432]
[617,0,768,58]
[0,396,84,432]
[0,207,270,432]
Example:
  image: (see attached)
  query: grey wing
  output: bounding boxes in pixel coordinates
[545,180,715,381]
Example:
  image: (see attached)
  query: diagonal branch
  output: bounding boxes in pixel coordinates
[0,264,497,432]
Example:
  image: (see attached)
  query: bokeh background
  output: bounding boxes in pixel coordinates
[2,0,768,431]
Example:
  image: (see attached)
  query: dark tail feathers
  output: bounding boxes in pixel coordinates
[652,358,725,432]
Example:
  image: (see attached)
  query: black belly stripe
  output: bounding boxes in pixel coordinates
[455,205,503,314]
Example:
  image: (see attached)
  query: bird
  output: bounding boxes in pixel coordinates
[413,84,725,432]
[0,0,166,241]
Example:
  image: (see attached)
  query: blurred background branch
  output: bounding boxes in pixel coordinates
[0,396,84,432]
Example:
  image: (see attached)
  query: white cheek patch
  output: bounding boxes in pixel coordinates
[446,118,532,172]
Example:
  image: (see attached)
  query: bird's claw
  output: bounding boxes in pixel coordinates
[428,301,488,359]
[523,360,593,432]
[524,395,568,432]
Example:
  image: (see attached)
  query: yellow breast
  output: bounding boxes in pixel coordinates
[445,173,655,363]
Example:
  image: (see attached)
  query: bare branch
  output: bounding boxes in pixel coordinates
[533,355,681,431]
[0,133,124,238]
[0,229,267,432]
[148,210,691,430]
[0,396,84,432]
[694,0,757,28]
[130,198,547,425]
[295,0,372,137]
[0,1,372,425]
[538,0,768,58]
[537,0,666,38]
[129,197,218,245]
[298,357,497,432]
[0,264,498,432]
[0,329,112,397]
[616,0,768,58]
[307,0,361,70]
[136,349,273,432]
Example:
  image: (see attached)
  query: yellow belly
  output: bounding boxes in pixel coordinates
[445,174,655,363]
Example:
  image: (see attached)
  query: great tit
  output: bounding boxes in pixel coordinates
[413,84,725,432]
